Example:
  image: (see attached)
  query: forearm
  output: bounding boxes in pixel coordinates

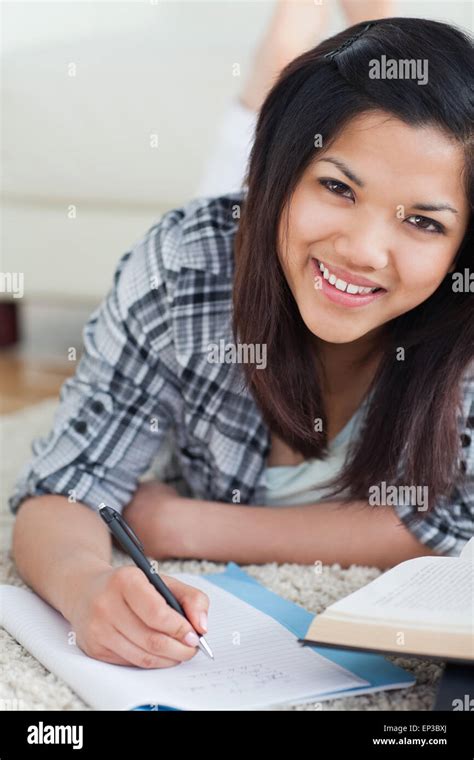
[12,495,113,620]
[182,498,437,568]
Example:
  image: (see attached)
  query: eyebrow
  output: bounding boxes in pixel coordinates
[318,157,364,187]
[411,202,458,215]
[317,157,459,215]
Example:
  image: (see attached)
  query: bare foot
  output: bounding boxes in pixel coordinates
[268,0,330,57]
[240,0,329,112]
[339,0,395,25]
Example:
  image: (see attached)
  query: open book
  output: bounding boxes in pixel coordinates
[301,539,474,663]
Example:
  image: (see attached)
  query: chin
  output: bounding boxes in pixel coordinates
[315,329,365,344]
[302,312,367,344]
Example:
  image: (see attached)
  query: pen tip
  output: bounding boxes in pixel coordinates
[199,636,214,660]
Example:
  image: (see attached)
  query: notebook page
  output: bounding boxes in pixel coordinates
[327,557,474,630]
[0,576,369,710]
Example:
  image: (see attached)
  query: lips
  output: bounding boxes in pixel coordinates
[310,258,388,308]
[314,258,386,291]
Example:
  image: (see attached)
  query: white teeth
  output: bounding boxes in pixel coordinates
[317,260,378,294]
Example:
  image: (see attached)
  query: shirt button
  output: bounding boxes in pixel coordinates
[91,401,105,414]
[460,433,471,448]
[73,420,88,434]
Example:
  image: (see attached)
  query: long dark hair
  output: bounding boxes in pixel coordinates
[232,17,474,512]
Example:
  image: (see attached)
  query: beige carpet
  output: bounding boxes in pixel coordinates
[0,399,443,710]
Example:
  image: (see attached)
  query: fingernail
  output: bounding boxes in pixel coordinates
[184,631,200,647]
[200,612,208,632]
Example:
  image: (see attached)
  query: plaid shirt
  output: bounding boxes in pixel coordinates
[9,192,474,557]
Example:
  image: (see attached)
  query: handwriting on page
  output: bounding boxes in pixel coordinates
[182,664,291,695]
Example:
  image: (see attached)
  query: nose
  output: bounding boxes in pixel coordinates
[333,214,390,272]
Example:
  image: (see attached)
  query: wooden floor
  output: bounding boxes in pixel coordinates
[0,352,73,414]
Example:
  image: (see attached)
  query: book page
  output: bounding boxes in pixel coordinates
[326,557,473,631]
[0,575,371,710]
[460,537,474,561]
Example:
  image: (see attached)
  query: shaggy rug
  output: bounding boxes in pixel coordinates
[0,399,443,710]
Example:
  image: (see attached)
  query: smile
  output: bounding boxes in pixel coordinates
[311,258,388,308]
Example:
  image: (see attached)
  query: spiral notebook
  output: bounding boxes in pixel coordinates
[0,563,414,710]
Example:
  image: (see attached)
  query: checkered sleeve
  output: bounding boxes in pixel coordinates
[8,210,186,515]
[394,374,474,557]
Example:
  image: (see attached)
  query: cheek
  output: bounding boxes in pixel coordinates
[396,244,452,297]
[286,195,336,249]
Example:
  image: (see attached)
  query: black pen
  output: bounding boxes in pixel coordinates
[98,504,214,660]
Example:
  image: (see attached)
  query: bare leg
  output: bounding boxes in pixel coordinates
[195,0,396,196]
[239,0,396,113]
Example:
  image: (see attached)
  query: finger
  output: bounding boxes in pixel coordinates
[162,575,210,635]
[106,625,180,669]
[99,647,130,666]
[118,595,199,662]
[122,573,199,645]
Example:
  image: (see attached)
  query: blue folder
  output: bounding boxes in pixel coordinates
[134,561,415,710]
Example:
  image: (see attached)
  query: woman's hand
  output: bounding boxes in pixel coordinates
[123,480,198,560]
[69,564,209,668]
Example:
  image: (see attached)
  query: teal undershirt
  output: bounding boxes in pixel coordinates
[263,403,365,507]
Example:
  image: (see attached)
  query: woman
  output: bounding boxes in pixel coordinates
[10,17,473,669]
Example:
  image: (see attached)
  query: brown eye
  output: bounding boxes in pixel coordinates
[406,215,444,234]
[319,178,354,201]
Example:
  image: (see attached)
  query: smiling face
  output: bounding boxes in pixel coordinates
[277,111,470,349]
